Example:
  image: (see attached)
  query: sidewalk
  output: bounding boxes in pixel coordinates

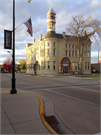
[1,89,51,134]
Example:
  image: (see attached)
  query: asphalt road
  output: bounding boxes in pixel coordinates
[1,73,101,134]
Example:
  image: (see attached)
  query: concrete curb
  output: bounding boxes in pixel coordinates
[24,90,74,134]
[24,90,58,135]
[35,92,74,134]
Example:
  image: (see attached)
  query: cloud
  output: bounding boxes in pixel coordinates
[0,0,101,64]
[91,56,98,63]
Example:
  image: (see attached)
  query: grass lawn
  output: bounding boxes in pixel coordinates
[75,74,100,78]
[55,73,72,77]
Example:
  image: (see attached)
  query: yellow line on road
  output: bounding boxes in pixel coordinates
[3,90,10,93]
[74,87,100,93]
[24,90,58,135]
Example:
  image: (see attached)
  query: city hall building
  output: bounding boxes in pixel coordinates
[26,8,91,75]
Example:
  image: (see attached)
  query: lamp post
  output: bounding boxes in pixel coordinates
[10,0,17,94]
[10,0,32,94]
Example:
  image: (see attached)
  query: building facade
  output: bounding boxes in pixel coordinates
[26,8,91,75]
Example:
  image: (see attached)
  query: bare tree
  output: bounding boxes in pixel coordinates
[66,15,101,74]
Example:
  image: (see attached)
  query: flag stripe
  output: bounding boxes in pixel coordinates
[24,18,33,37]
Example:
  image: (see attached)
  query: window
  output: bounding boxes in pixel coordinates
[47,61,50,69]
[78,63,79,69]
[85,46,87,49]
[49,23,52,29]
[72,45,74,49]
[53,42,56,47]
[41,62,44,70]
[53,61,56,69]
[85,62,90,70]
[69,45,71,49]
[75,51,77,57]
[85,62,87,69]
[88,52,90,57]
[47,49,50,56]
[72,51,74,57]
[41,51,44,57]
[66,50,68,57]
[63,59,69,63]
[69,50,71,57]
[44,61,45,69]
[72,63,75,69]
[48,43,50,47]
[31,55,33,62]
[28,53,30,60]
[66,44,68,48]
[53,49,56,56]
[30,64,31,70]
[41,61,45,70]
[75,46,77,49]
[41,50,45,57]
[32,64,34,70]
[88,62,90,70]
[75,63,77,70]
[85,52,87,57]
[88,46,90,49]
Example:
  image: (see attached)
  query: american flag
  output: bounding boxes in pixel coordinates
[24,18,33,37]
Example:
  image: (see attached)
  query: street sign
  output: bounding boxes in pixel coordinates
[4,30,12,49]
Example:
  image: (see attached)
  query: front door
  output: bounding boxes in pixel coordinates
[63,66,68,73]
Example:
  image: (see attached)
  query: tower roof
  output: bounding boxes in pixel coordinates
[47,7,56,14]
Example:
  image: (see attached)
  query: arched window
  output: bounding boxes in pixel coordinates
[63,59,69,64]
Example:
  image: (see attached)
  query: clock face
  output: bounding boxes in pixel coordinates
[51,15,55,20]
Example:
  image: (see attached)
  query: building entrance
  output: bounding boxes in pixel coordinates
[60,57,71,73]
[63,66,68,73]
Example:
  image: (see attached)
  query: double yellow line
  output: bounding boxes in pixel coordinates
[24,90,58,135]
[74,87,100,93]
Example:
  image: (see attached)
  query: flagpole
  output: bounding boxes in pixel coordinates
[15,16,31,30]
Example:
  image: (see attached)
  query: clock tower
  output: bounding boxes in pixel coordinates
[47,7,56,32]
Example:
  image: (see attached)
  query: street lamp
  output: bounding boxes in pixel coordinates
[7,51,13,57]
[10,0,32,94]
[10,0,17,94]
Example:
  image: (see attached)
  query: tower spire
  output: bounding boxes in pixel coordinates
[51,0,52,8]
[47,5,56,32]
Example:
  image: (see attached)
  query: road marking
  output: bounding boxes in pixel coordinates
[74,87,100,93]
[44,89,100,106]
[24,90,58,135]
[3,90,10,93]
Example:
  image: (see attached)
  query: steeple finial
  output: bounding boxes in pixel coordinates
[51,0,52,8]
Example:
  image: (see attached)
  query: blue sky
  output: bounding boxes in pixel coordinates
[0,0,101,64]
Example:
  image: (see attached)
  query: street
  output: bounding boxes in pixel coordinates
[1,73,100,134]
